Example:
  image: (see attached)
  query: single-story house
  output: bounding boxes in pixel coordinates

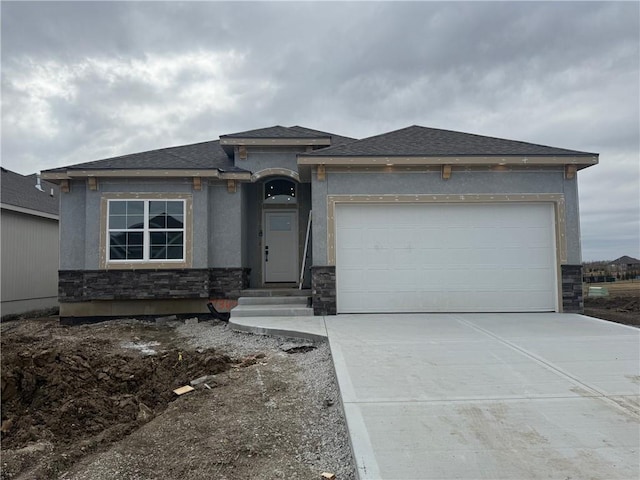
[1,168,60,316]
[41,125,598,321]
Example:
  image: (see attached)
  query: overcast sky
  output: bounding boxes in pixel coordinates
[2,1,638,261]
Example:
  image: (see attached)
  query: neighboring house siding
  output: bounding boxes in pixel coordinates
[1,209,59,315]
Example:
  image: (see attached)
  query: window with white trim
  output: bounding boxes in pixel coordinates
[108,200,185,262]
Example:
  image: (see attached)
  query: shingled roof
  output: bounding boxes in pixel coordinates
[221,125,325,139]
[307,125,596,157]
[43,140,246,173]
[43,126,356,175]
[1,168,59,216]
[288,126,357,147]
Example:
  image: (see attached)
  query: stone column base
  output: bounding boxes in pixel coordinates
[561,264,584,313]
[311,265,336,315]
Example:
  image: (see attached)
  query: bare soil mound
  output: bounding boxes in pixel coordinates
[584,295,640,326]
[1,322,231,477]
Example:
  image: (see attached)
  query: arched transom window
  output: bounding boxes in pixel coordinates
[264,178,297,204]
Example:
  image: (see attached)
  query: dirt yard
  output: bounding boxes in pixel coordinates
[583,280,640,327]
[1,317,355,479]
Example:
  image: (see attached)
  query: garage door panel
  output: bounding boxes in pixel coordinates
[522,247,555,266]
[335,203,557,313]
[339,269,364,291]
[339,227,364,249]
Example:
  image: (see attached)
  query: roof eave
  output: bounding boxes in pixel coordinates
[297,154,599,170]
[220,137,331,147]
[41,169,252,182]
[1,202,59,220]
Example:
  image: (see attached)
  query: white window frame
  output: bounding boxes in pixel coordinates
[107,199,186,263]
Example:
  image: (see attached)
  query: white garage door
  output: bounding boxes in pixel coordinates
[335,203,557,313]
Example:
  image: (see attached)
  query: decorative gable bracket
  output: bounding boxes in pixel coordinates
[317,164,326,181]
[441,165,452,180]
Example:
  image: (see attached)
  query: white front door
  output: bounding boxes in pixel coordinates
[264,210,298,283]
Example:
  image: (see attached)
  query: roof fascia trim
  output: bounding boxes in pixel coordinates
[1,202,59,220]
[220,138,331,147]
[297,155,599,169]
[42,170,252,181]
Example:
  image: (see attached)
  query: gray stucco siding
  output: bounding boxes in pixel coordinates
[61,179,210,269]
[562,176,582,263]
[208,182,242,267]
[235,149,304,176]
[60,181,87,269]
[311,168,582,265]
[311,177,329,270]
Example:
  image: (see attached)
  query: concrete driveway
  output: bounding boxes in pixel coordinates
[325,313,640,480]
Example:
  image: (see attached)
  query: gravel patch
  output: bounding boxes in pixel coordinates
[176,319,356,479]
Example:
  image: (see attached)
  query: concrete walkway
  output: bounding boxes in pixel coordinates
[325,313,640,479]
[229,315,327,342]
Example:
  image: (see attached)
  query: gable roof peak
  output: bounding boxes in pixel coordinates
[221,125,327,139]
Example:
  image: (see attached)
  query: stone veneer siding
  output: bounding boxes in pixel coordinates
[59,268,249,302]
[561,264,584,313]
[209,268,250,298]
[311,265,336,315]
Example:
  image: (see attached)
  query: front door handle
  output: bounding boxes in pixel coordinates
[265,245,269,262]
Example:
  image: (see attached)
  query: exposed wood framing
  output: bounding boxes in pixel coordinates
[227,179,237,193]
[317,164,326,181]
[238,146,247,160]
[193,177,202,191]
[442,164,452,180]
[565,164,577,180]
[61,179,70,193]
[87,177,98,190]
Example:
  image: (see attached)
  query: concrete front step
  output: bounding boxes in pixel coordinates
[240,288,311,297]
[230,304,314,318]
[238,296,309,306]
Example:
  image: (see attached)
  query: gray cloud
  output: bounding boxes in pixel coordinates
[1,1,638,260]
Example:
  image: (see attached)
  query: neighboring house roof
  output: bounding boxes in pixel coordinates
[611,256,640,265]
[306,125,597,157]
[43,140,247,174]
[1,167,59,216]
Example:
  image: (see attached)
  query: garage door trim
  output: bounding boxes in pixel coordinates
[327,194,566,312]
